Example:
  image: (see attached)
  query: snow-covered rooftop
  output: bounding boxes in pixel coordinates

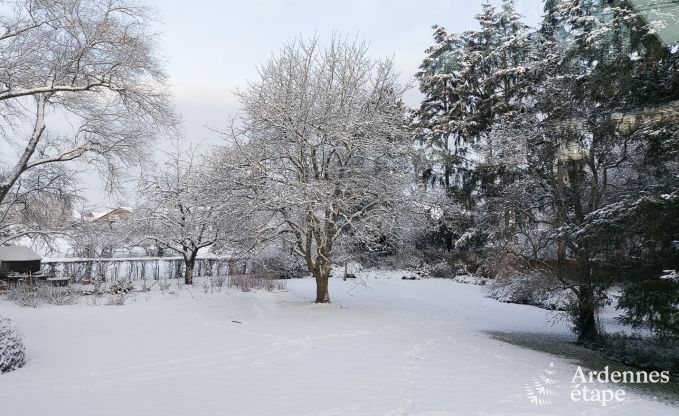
[0,245,42,261]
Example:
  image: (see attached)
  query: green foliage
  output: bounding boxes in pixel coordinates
[617,275,679,339]
[0,316,26,374]
[413,0,679,342]
[595,333,679,374]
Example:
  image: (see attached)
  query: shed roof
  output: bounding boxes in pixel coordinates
[0,246,42,261]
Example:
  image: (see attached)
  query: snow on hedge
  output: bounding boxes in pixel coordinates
[0,315,25,374]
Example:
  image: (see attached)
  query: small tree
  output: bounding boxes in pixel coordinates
[70,218,130,259]
[135,145,221,285]
[0,316,26,374]
[217,36,411,303]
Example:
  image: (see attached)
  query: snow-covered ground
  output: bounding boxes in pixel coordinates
[0,276,676,416]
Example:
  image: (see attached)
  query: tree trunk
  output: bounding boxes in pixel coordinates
[184,254,197,285]
[315,271,330,303]
[575,285,599,343]
[0,95,47,206]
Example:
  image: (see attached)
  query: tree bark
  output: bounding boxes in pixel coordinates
[315,271,330,303]
[575,284,599,342]
[184,252,197,285]
[0,94,47,205]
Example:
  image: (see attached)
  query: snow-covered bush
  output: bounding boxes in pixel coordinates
[454,228,484,251]
[355,251,422,270]
[5,284,39,307]
[109,280,134,295]
[595,334,679,375]
[99,280,135,305]
[105,292,130,306]
[429,261,457,278]
[453,274,489,286]
[0,316,26,374]
[5,284,80,307]
[227,275,287,292]
[212,275,226,288]
[139,278,153,292]
[158,279,172,292]
[39,286,80,306]
[200,276,228,294]
[489,273,573,311]
[248,245,307,279]
[617,274,679,339]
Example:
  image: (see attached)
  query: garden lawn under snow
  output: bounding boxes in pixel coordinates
[0,276,676,416]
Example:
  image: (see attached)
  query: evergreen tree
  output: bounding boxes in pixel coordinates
[510,0,679,341]
[412,25,469,192]
[414,0,679,341]
[412,26,474,250]
[413,0,532,252]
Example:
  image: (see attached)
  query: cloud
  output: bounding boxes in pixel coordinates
[169,78,239,109]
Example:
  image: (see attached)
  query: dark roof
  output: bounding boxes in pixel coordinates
[0,246,42,261]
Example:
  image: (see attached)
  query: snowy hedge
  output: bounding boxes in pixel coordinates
[488,274,574,311]
[0,316,26,373]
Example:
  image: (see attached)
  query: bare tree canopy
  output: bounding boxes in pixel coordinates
[213,36,412,303]
[134,143,223,285]
[0,0,176,217]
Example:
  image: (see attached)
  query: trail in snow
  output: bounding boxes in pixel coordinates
[0,277,676,416]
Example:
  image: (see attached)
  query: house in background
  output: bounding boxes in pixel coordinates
[82,207,132,225]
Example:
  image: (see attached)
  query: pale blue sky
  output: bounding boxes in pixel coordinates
[0,2,547,207]
[147,0,543,145]
[101,0,544,204]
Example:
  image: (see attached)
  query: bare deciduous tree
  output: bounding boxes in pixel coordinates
[0,163,77,245]
[134,144,222,285]
[215,37,411,303]
[0,0,176,241]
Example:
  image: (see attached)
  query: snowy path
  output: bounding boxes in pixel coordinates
[0,278,676,415]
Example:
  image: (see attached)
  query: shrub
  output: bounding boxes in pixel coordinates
[5,283,80,307]
[139,278,153,292]
[38,285,80,306]
[489,272,574,311]
[199,276,228,294]
[158,279,172,292]
[453,274,489,285]
[0,316,26,373]
[200,278,211,294]
[109,280,134,295]
[105,292,129,306]
[593,333,679,375]
[212,275,226,288]
[227,275,287,292]
[248,246,306,279]
[357,251,422,270]
[5,284,39,307]
[429,261,457,278]
[616,274,679,339]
